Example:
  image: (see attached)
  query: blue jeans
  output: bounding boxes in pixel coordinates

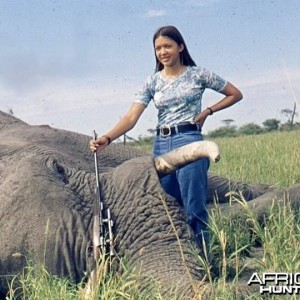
[153,130,210,247]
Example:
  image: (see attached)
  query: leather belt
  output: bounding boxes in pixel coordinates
[156,123,200,137]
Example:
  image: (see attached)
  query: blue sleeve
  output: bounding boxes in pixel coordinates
[134,75,154,107]
[197,67,228,92]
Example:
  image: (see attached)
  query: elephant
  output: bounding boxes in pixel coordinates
[0,110,299,299]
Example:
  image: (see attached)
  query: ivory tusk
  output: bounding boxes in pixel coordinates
[154,141,220,175]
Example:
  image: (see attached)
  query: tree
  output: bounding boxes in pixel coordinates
[222,119,235,127]
[262,119,280,132]
[290,102,298,129]
[281,108,293,122]
[281,103,298,129]
[207,126,237,138]
[238,123,263,135]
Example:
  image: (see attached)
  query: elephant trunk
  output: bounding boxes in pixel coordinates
[154,141,220,174]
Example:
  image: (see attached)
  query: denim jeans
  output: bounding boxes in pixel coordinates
[153,130,210,247]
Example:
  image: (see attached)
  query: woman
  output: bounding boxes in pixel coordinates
[89,25,243,247]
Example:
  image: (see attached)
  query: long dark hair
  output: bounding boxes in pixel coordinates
[153,25,196,72]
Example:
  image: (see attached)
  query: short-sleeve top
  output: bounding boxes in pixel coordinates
[134,65,227,126]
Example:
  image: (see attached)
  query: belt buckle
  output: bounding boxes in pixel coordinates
[160,125,171,137]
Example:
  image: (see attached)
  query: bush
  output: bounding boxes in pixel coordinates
[262,119,280,131]
[207,126,237,138]
[238,123,263,135]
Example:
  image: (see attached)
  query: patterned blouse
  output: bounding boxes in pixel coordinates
[135,65,227,126]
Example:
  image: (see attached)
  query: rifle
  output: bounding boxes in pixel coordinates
[85,131,115,293]
[92,130,115,261]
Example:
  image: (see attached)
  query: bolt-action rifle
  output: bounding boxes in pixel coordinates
[85,131,115,293]
[92,130,114,259]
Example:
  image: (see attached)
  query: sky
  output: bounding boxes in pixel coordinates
[0,0,299,140]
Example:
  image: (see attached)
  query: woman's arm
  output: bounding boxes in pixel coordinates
[89,102,146,152]
[194,82,243,126]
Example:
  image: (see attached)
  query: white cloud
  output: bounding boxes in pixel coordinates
[0,75,142,136]
[145,9,167,18]
[0,77,137,113]
[239,69,300,89]
[173,0,220,8]
[237,69,300,110]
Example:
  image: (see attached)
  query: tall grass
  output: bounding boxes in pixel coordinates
[7,257,168,300]
[6,131,300,299]
[210,130,300,187]
[7,262,78,299]
[202,194,300,300]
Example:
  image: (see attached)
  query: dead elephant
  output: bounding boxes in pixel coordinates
[0,111,299,299]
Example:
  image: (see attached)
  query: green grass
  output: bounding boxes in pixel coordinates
[209,130,300,187]
[7,257,168,300]
[202,195,300,300]
[6,131,300,299]
[7,262,78,299]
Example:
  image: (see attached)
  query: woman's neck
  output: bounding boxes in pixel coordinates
[163,64,187,79]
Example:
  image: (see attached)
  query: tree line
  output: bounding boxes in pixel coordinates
[207,104,299,138]
[206,118,300,138]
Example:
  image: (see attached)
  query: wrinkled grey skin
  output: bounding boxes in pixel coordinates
[0,111,299,299]
[0,111,201,298]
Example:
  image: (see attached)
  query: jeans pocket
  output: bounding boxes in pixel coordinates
[182,131,203,142]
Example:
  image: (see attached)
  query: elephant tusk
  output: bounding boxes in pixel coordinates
[154,141,220,175]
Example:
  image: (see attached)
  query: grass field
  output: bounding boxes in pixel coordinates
[209,130,300,187]
[6,130,300,299]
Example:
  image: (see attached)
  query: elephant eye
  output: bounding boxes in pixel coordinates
[53,159,69,184]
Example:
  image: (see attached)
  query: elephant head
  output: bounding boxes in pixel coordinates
[0,111,220,298]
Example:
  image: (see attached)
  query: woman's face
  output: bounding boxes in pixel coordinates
[154,36,183,68]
